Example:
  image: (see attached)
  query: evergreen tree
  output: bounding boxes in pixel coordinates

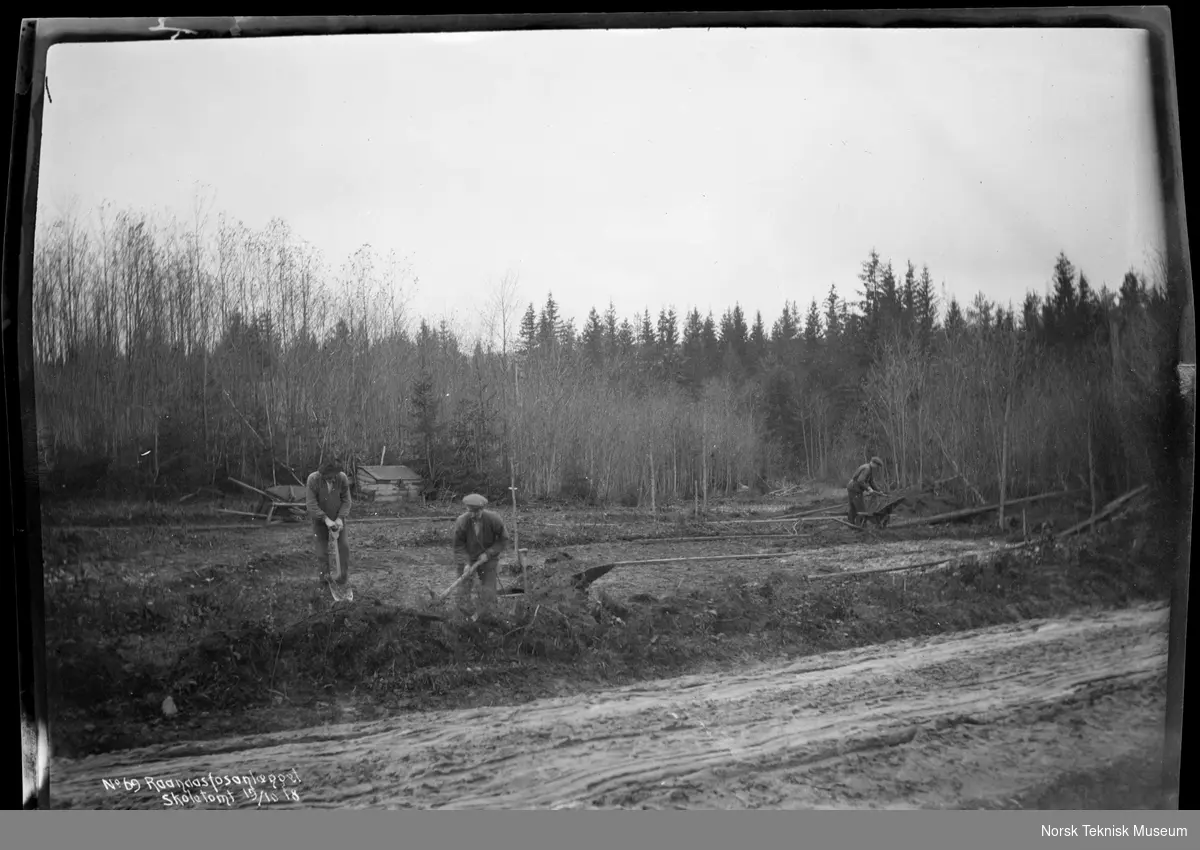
[582,307,605,366]
[748,310,768,370]
[616,318,635,356]
[1021,292,1042,337]
[657,307,679,376]
[537,293,561,349]
[914,264,938,349]
[680,307,706,387]
[902,260,917,330]
[771,302,797,346]
[824,283,843,342]
[701,311,720,374]
[1119,269,1144,311]
[519,304,537,354]
[803,298,822,351]
[944,295,965,338]
[603,300,619,353]
[1048,251,1077,343]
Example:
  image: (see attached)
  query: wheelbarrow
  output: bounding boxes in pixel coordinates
[855,494,906,528]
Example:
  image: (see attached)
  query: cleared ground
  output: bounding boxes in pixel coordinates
[49,603,1168,810]
[42,492,1173,809]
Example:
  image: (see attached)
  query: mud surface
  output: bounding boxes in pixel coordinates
[342,534,1000,605]
[51,602,1168,810]
[101,520,996,607]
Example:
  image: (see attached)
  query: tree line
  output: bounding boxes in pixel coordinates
[31,197,1179,509]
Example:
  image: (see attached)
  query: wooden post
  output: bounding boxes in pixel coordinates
[649,451,656,518]
[510,458,526,595]
[1022,508,1028,542]
[694,479,698,518]
[999,390,1012,530]
[380,445,386,465]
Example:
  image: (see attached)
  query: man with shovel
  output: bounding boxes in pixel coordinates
[306,458,352,594]
[848,456,886,525]
[451,493,510,613]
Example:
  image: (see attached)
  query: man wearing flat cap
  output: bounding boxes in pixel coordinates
[306,457,353,589]
[452,493,510,611]
[847,456,886,525]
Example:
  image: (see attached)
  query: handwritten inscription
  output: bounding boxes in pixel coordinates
[100,768,302,808]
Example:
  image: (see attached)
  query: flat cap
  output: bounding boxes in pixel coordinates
[463,493,488,507]
[870,456,884,466]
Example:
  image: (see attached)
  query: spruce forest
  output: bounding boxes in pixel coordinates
[32,199,1179,507]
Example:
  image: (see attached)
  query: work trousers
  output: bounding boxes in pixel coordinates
[847,484,868,524]
[457,556,499,610]
[313,519,350,585]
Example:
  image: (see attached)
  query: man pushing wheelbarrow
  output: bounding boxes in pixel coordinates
[848,456,886,526]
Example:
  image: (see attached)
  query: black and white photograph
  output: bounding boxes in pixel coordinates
[12,14,1193,813]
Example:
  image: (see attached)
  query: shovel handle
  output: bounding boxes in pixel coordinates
[438,554,489,600]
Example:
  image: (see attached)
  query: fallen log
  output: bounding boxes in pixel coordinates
[1056,484,1150,540]
[343,516,459,525]
[889,489,1083,528]
[506,539,1042,596]
[47,515,458,533]
[708,515,844,526]
[548,551,806,572]
[629,532,804,543]
[805,540,1040,582]
[791,502,847,517]
[750,501,844,519]
[46,522,271,533]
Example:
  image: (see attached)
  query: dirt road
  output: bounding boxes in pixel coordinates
[50,602,1168,810]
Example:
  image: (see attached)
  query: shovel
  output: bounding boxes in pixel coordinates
[326,523,354,602]
[438,552,490,600]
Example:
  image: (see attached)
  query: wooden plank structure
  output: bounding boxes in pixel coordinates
[356,464,424,503]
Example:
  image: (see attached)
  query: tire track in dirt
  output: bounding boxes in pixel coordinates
[50,603,1168,810]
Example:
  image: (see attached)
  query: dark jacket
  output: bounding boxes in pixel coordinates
[307,471,353,522]
[453,509,510,564]
[848,462,877,492]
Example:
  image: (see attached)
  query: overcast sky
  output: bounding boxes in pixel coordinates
[38,26,1164,338]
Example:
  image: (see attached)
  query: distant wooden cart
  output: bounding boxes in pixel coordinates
[219,478,309,525]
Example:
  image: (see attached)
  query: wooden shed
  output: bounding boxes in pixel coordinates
[355,464,424,502]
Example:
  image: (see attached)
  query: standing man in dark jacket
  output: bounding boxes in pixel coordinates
[452,493,510,612]
[307,458,352,589]
[848,456,885,525]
